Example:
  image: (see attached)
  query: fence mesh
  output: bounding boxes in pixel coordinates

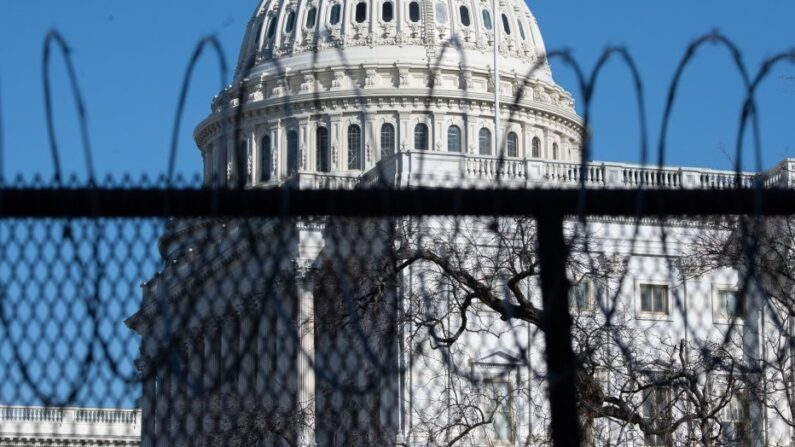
[0,25,795,447]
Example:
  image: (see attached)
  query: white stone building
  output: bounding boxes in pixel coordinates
[122,0,795,446]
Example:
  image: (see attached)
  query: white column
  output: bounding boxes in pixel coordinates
[295,259,316,447]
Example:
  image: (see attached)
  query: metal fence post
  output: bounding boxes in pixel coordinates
[537,214,581,447]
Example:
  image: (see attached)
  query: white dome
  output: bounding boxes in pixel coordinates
[195,0,582,189]
[236,0,554,83]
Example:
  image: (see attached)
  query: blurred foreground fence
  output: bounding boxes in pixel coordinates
[2,26,795,447]
[2,183,795,447]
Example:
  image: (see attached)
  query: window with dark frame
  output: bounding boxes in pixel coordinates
[479,128,491,155]
[459,5,471,26]
[348,124,362,169]
[380,123,395,159]
[409,1,421,22]
[501,13,511,35]
[447,125,461,152]
[285,10,296,33]
[316,127,330,173]
[329,4,341,25]
[414,123,429,150]
[305,6,317,28]
[287,130,299,175]
[506,132,518,157]
[532,137,541,158]
[382,1,394,22]
[482,9,493,30]
[640,284,669,315]
[355,2,367,23]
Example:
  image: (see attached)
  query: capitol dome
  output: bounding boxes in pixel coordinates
[195,0,583,188]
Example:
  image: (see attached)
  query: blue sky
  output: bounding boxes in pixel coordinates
[0,1,793,181]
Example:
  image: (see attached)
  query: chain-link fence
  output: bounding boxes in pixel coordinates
[1,28,795,447]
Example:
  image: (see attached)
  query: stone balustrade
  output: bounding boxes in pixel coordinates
[0,406,140,445]
[358,152,794,190]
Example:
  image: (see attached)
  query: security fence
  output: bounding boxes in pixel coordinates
[1,30,795,447]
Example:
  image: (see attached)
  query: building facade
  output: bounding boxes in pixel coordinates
[125,0,795,446]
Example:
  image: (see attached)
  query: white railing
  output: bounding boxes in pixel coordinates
[0,405,140,442]
[363,152,793,190]
[465,155,527,180]
[543,162,605,186]
[0,405,139,426]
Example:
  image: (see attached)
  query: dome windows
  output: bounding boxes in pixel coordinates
[382,1,394,22]
[479,128,492,155]
[329,4,342,25]
[414,124,429,150]
[266,15,278,39]
[506,132,518,157]
[305,6,317,29]
[532,137,541,158]
[260,135,272,182]
[355,2,368,23]
[316,127,330,172]
[381,123,395,158]
[552,142,559,160]
[409,1,421,22]
[287,130,299,175]
[348,124,363,170]
[435,2,448,23]
[284,11,296,33]
[459,6,471,27]
[482,9,493,30]
[447,125,461,152]
[501,13,511,35]
[517,20,526,40]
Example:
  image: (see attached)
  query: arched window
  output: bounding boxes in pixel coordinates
[506,132,518,157]
[236,140,249,185]
[414,123,429,150]
[380,123,395,159]
[316,127,330,172]
[501,14,511,35]
[266,15,279,39]
[287,130,299,175]
[447,125,461,152]
[532,137,541,158]
[329,4,342,25]
[382,1,394,22]
[482,9,493,30]
[552,142,559,160]
[435,2,448,23]
[459,6,471,26]
[260,135,272,182]
[517,20,526,40]
[285,11,296,33]
[409,1,421,22]
[348,124,362,170]
[479,128,492,155]
[305,7,317,28]
[355,2,367,23]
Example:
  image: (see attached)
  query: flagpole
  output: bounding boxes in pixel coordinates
[492,0,500,156]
